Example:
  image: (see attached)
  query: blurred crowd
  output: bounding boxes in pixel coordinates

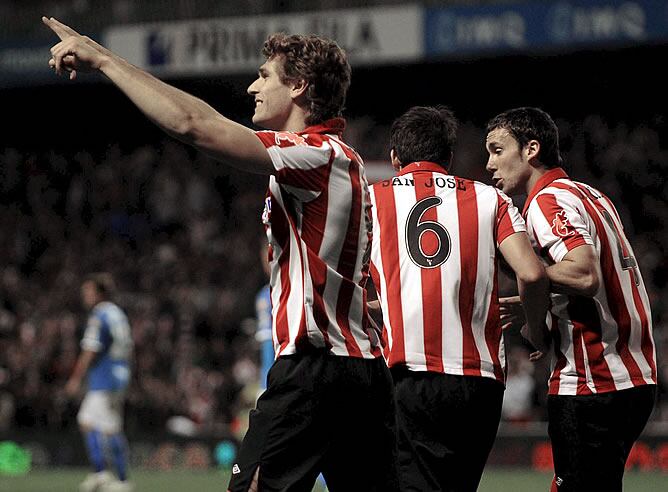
[0,112,666,441]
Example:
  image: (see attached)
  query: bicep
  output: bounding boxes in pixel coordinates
[559,244,599,274]
[498,232,544,281]
[191,115,275,175]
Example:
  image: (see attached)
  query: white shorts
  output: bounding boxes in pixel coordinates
[77,390,126,434]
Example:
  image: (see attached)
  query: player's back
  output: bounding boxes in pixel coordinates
[83,301,132,391]
[370,161,524,382]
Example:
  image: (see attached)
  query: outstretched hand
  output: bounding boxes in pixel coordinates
[42,16,110,80]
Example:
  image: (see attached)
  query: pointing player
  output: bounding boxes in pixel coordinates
[485,107,657,491]
[66,273,133,492]
[369,106,549,491]
[44,17,396,492]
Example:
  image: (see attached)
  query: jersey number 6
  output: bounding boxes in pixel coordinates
[405,196,451,269]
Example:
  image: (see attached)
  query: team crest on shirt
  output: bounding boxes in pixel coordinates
[275,132,307,147]
[551,210,575,238]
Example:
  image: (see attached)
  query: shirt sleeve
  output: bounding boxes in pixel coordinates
[256,131,333,192]
[526,189,593,263]
[495,189,527,246]
[81,314,104,352]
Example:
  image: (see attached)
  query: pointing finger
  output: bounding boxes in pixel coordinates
[42,16,69,41]
[49,17,81,37]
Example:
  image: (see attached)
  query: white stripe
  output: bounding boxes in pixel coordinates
[436,183,463,374]
[469,183,497,378]
[394,184,426,370]
[370,187,394,356]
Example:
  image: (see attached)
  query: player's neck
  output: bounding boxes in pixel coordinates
[276,106,309,133]
[525,167,550,195]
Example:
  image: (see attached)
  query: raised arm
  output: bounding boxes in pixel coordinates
[498,232,551,353]
[43,16,274,175]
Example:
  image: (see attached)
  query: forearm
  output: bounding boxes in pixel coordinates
[546,258,600,297]
[69,350,97,382]
[518,276,550,352]
[99,55,220,141]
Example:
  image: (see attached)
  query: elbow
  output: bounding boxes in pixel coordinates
[578,271,600,297]
[517,265,548,288]
[170,113,198,141]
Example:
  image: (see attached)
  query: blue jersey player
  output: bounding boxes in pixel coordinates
[255,243,274,397]
[66,273,134,492]
[255,282,273,395]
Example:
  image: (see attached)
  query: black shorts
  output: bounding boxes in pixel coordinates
[548,384,656,492]
[391,367,504,492]
[228,350,398,492]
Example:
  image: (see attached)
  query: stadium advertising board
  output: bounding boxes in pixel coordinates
[103,6,422,77]
[425,0,668,57]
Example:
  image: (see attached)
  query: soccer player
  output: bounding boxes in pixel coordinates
[44,17,396,492]
[485,107,657,492]
[368,106,550,491]
[66,273,133,492]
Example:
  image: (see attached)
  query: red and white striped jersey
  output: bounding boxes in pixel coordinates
[256,118,382,359]
[369,161,526,382]
[524,167,656,396]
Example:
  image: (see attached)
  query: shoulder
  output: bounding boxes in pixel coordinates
[256,130,334,151]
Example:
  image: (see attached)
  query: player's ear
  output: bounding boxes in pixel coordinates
[290,78,309,99]
[390,148,402,171]
[526,139,540,162]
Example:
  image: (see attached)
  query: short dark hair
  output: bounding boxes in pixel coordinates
[390,105,458,169]
[262,33,351,126]
[84,272,116,299]
[485,107,562,168]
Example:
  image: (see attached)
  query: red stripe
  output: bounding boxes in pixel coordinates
[414,172,444,372]
[373,182,406,367]
[334,157,364,357]
[455,180,480,376]
[301,156,335,350]
[552,183,646,384]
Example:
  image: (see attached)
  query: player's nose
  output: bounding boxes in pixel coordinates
[247,78,260,95]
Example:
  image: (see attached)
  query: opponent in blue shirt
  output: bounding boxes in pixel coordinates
[66,273,134,492]
[255,243,274,396]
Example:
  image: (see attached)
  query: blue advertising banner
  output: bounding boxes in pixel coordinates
[425,0,668,57]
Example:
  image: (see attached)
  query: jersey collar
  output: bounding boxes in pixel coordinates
[523,167,570,215]
[398,161,448,176]
[300,117,346,137]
